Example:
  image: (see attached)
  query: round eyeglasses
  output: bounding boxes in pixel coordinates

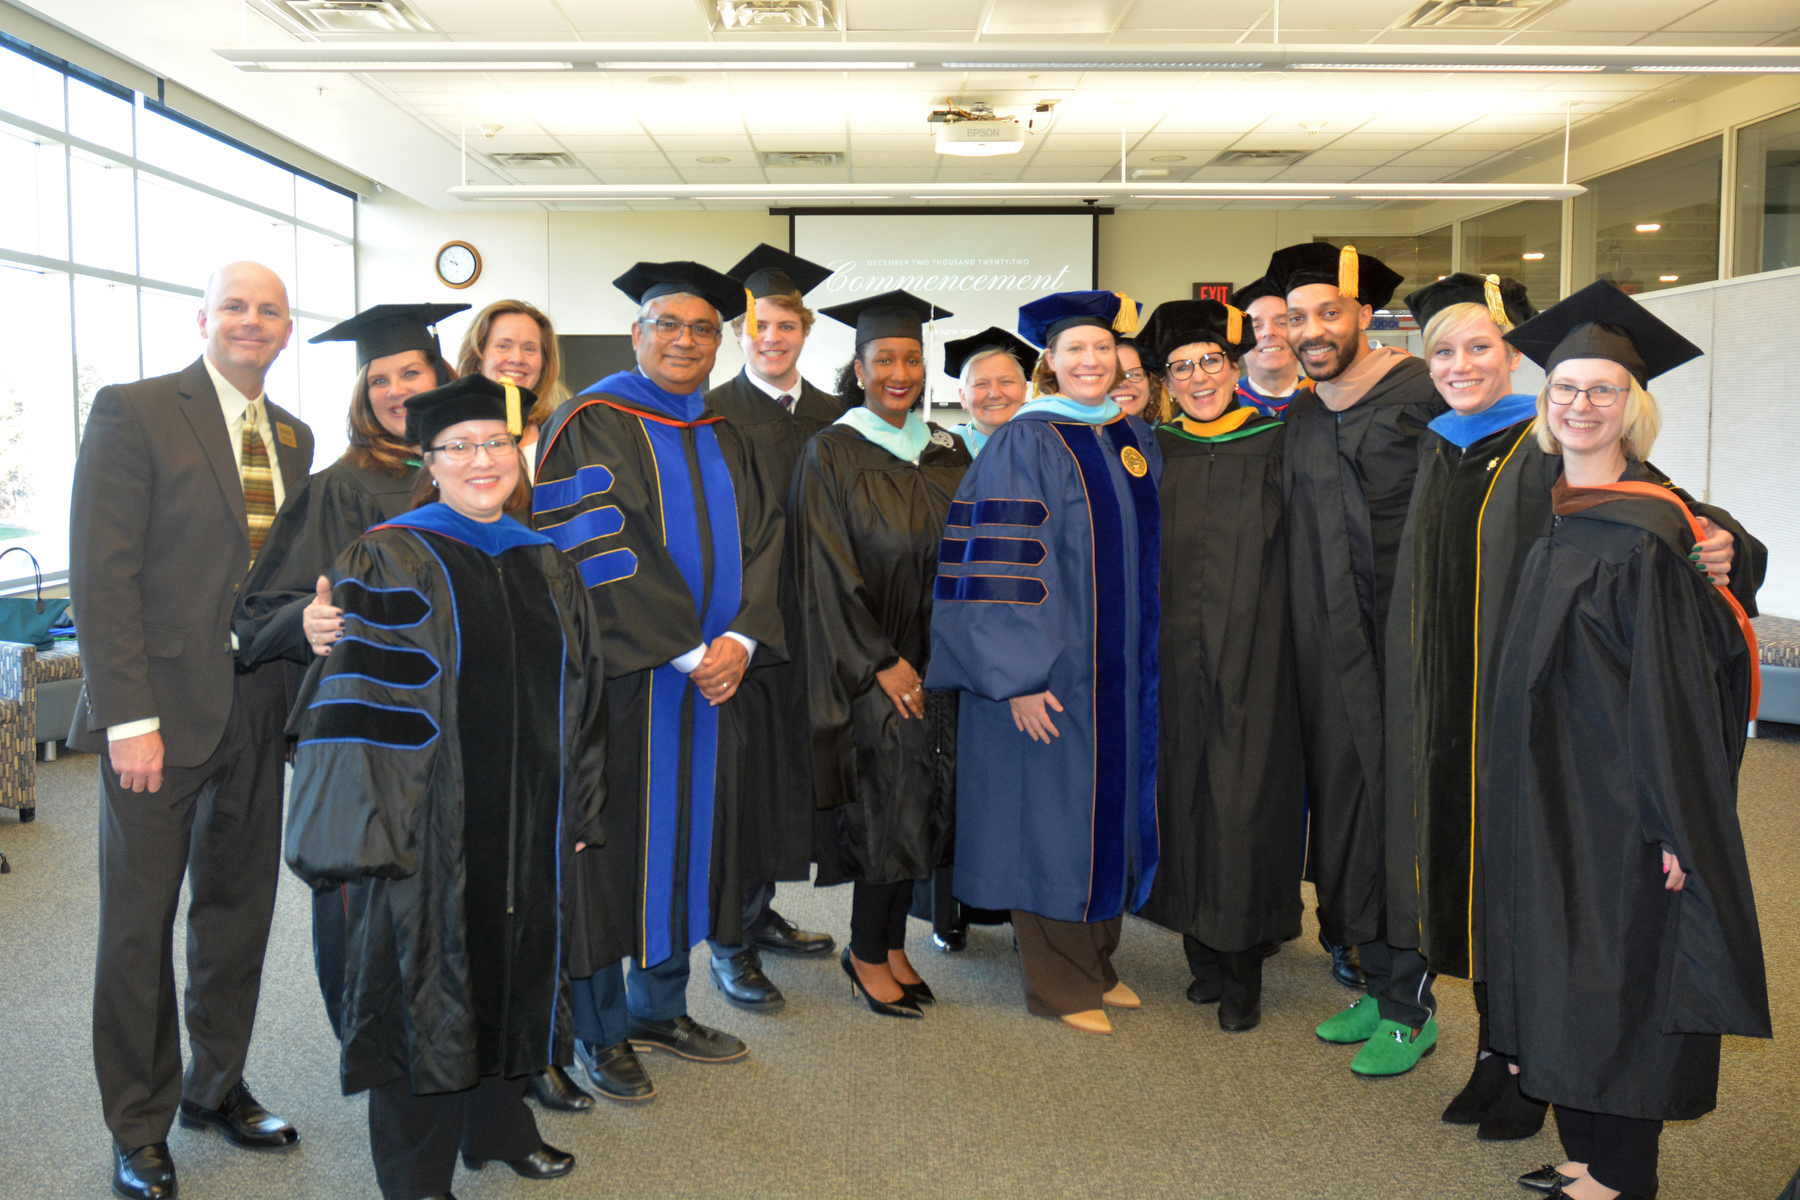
[1548,382,1626,408]
[1165,353,1230,380]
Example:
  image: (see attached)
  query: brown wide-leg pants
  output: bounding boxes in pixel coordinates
[1012,911,1122,1017]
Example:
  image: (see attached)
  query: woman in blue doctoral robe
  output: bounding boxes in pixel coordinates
[927,290,1161,1034]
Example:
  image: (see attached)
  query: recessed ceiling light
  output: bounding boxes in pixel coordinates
[1522,252,1546,260]
[697,155,731,163]
[1150,155,1186,163]
[1636,223,1661,232]
[647,75,688,85]
[1660,274,1680,281]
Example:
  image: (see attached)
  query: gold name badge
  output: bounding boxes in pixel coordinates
[1121,446,1148,478]
[276,422,298,448]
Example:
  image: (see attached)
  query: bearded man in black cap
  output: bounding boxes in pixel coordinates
[699,244,846,1013]
[531,261,785,1105]
[1267,241,1448,1078]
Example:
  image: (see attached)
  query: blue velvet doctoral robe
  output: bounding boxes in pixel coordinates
[926,409,1162,923]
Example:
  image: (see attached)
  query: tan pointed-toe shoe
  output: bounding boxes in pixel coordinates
[1060,1009,1114,1034]
[1102,982,1141,1009]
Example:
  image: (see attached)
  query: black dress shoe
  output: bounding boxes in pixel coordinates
[1319,930,1366,989]
[177,1080,297,1149]
[1444,1053,1510,1124]
[576,1038,655,1103]
[1186,978,1222,1005]
[1479,1067,1549,1140]
[751,912,835,957]
[629,1014,750,1062]
[932,924,968,952]
[525,1064,594,1112]
[462,1143,574,1180]
[901,978,936,1006]
[1217,947,1264,1032]
[113,1141,176,1200]
[710,948,786,1012]
[840,948,923,1019]
[1518,1165,1576,1193]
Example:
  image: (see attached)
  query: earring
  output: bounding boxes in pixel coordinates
[432,479,439,487]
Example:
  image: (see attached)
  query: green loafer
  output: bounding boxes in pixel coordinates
[1315,994,1381,1044]
[1351,1016,1439,1077]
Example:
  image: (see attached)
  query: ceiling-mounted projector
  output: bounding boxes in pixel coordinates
[929,103,1025,156]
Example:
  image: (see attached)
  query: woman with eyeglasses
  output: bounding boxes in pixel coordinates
[455,299,571,471]
[286,373,606,1200]
[1478,282,1768,1200]
[1381,277,1760,1150]
[928,290,1160,1036]
[1131,300,1304,1034]
[789,290,970,1018]
[1109,337,1169,424]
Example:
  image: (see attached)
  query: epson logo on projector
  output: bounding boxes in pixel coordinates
[936,121,1025,156]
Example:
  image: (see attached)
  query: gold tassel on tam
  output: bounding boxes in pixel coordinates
[1112,293,1139,335]
[1483,274,1508,329]
[503,381,522,438]
[1338,244,1360,301]
[1226,304,1244,345]
[743,288,759,339]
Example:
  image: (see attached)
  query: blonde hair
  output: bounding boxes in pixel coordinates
[730,292,816,337]
[1421,301,1516,355]
[455,300,570,431]
[1030,326,1126,398]
[1534,372,1661,461]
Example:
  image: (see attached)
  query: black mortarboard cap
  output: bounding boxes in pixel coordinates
[1229,276,1283,311]
[1404,272,1536,333]
[729,243,833,301]
[1503,279,1701,387]
[1017,290,1141,347]
[404,372,537,449]
[942,326,1038,380]
[819,289,952,347]
[613,260,747,321]
[1265,242,1405,311]
[1137,299,1257,371]
[308,302,469,369]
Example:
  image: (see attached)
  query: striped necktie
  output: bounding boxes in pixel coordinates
[778,393,794,412]
[240,402,276,561]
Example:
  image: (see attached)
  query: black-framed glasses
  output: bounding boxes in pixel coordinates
[639,316,722,345]
[1548,382,1626,408]
[1166,353,1230,380]
[428,435,517,461]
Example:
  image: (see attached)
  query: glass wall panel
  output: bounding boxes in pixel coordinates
[1733,106,1800,276]
[0,44,65,130]
[73,275,139,436]
[296,227,355,317]
[67,77,132,154]
[137,173,297,290]
[139,288,204,381]
[0,119,69,259]
[137,106,294,216]
[294,316,357,466]
[1460,201,1563,312]
[1571,137,1722,295]
[68,146,135,273]
[0,261,75,573]
[297,176,355,238]
[1310,230,1453,307]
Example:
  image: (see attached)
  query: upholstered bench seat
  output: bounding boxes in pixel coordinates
[1753,615,1800,730]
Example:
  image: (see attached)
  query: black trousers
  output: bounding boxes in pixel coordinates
[313,885,349,1039]
[1555,1105,1663,1196]
[1013,911,1121,1017]
[850,880,913,962]
[368,1075,539,1200]
[1361,938,1437,1027]
[92,667,288,1150]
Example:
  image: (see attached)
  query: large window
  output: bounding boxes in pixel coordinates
[1734,107,1800,277]
[1461,201,1563,314]
[0,37,357,583]
[1310,229,1453,309]
[1571,138,1722,296]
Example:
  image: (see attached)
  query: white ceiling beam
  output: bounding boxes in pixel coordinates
[447,180,1586,202]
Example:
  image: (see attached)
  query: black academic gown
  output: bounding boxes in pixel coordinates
[704,370,849,891]
[1385,423,1766,979]
[1481,463,1769,1121]
[1139,410,1305,953]
[284,505,607,1097]
[791,420,969,886]
[1282,356,1445,949]
[532,380,785,972]
[236,455,420,675]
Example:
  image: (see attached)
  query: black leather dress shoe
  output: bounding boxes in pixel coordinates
[901,978,936,1006]
[177,1080,298,1149]
[525,1064,594,1112]
[629,1014,749,1062]
[932,925,968,952]
[711,948,786,1011]
[113,1141,176,1200]
[1518,1165,1575,1193]
[751,912,835,957]
[1319,931,1366,989]
[1186,978,1222,1005]
[462,1143,574,1180]
[576,1038,655,1103]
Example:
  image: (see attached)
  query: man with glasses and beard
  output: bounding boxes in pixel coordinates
[1269,242,1449,1080]
[531,261,785,1108]
[1231,276,1313,421]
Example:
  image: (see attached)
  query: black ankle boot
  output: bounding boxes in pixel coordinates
[1443,1053,1509,1125]
[1478,1064,1549,1140]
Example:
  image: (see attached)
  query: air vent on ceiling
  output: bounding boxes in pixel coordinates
[270,0,434,34]
[716,1,837,30]
[760,151,845,167]
[492,152,578,169]
[1404,0,1561,29]
[1208,149,1312,168]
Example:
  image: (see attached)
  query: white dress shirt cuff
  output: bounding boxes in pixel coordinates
[723,631,757,659]
[670,643,708,674]
[108,717,161,741]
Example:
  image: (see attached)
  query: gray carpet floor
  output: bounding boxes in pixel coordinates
[3,727,1797,1199]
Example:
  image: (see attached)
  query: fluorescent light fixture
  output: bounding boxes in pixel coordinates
[450,181,1585,202]
[1631,65,1800,73]
[1294,63,1604,72]
[1134,194,1330,200]
[1522,252,1546,259]
[1636,223,1662,232]
[1660,274,1680,281]
[696,196,893,201]
[1354,194,1556,200]
[939,61,1264,69]
[604,61,913,70]
[255,60,575,71]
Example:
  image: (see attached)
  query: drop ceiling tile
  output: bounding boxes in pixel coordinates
[652,134,757,152]
[502,167,600,182]
[1386,149,1499,167]
[1454,113,1572,134]
[1633,30,1788,43]
[1227,131,1335,151]
[1529,0,1708,31]
[556,0,728,32]
[1371,29,1511,43]
[363,72,478,93]
[1669,0,1800,31]
[467,131,557,150]
[1273,89,1420,116]
[1351,112,1481,134]
[1274,164,1377,181]
[1353,165,1465,181]
[847,0,987,29]
[849,133,937,150]
[850,151,944,166]
[675,168,768,183]
[1037,133,1142,151]
[1419,132,1542,151]
[1296,149,1405,167]
[763,166,852,182]
[1266,0,1433,23]
[409,0,571,33]
[555,134,663,152]
[587,168,685,183]
[1499,31,1647,44]
[847,167,937,182]
[750,134,849,151]
[1117,0,1268,26]
[1027,151,1124,165]
[572,152,671,169]
[1187,165,1287,182]
[1320,132,1439,149]
[1132,133,1241,150]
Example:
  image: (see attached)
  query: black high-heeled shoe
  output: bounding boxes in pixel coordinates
[900,978,936,1005]
[840,948,923,1019]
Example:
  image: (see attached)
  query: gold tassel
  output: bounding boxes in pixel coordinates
[1226,304,1244,346]
[743,288,759,340]
[1338,244,1359,302]
[503,381,522,438]
[1483,274,1508,329]
[1112,292,1139,335]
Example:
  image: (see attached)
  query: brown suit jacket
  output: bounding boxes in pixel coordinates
[68,356,313,766]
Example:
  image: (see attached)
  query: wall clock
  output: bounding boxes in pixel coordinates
[435,240,481,289]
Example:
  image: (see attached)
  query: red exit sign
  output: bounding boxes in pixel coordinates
[1192,282,1233,303]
